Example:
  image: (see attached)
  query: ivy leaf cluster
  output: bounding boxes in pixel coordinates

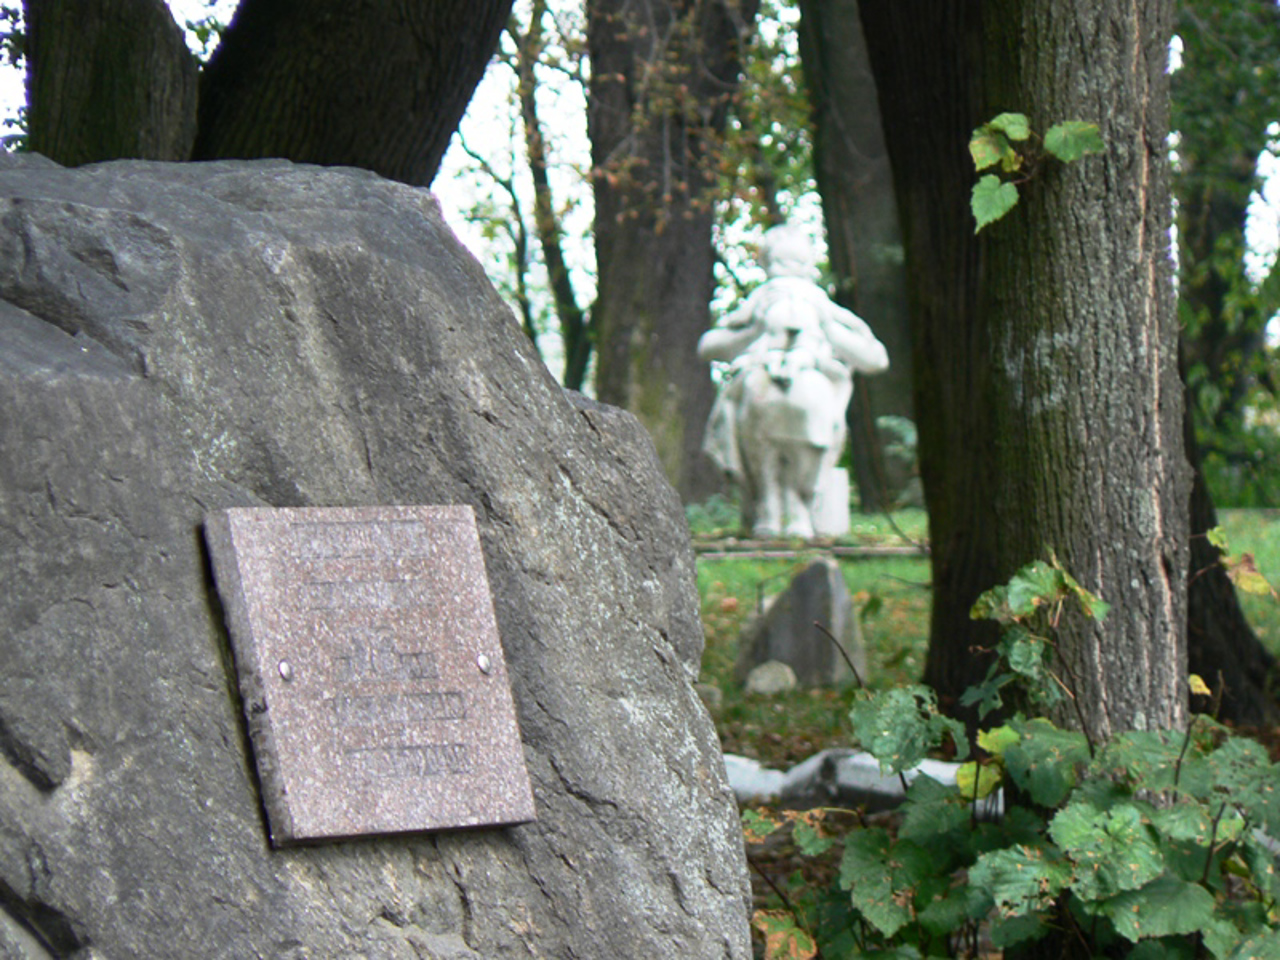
[968,112,1104,232]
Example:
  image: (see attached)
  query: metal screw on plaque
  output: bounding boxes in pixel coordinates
[278,660,294,682]
[477,654,492,675]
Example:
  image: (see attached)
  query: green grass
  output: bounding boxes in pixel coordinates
[695,509,931,769]
[1215,509,1280,655]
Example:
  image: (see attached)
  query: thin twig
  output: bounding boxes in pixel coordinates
[1202,801,1230,885]
[813,620,864,690]
[815,619,911,794]
[745,853,825,960]
[1173,715,1200,802]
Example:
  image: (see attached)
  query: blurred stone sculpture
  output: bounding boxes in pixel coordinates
[698,224,889,538]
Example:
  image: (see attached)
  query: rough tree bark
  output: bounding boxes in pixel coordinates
[24,0,198,164]
[587,0,756,499]
[795,0,914,513]
[24,0,512,187]
[860,0,1189,739]
[192,0,508,184]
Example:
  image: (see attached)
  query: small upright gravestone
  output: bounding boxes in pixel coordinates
[733,558,866,687]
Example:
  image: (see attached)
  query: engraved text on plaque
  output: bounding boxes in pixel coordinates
[204,506,536,845]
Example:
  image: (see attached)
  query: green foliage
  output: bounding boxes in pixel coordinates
[184,15,227,60]
[849,685,968,774]
[684,492,742,536]
[746,559,1280,957]
[969,176,1019,233]
[1043,120,1104,162]
[1215,511,1280,654]
[967,112,1103,232]
[1174,0,1280,508]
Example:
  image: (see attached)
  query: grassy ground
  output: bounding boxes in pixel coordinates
[1217,509,1280,654]
[695,507,1280,772]
[695,508,932,770]
[696,507,1280,954]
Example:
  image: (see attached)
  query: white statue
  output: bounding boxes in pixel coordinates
[698,224,889,538]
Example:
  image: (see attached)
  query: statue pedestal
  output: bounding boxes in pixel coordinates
[813,467,851,537]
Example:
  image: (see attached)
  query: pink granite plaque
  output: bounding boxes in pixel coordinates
[204,506,535,845]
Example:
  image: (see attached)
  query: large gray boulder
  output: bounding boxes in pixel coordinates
[0,155,750,959]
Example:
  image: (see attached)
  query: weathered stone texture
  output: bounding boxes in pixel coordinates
[0,154,749,959]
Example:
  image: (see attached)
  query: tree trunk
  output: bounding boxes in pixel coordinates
[861,0,1189,738]
[24,0,198,165]
[191,0,511,186]
[795,0,913,513]
[24,0,512,189]
[587,0,756,500]
[856,3,1001,717]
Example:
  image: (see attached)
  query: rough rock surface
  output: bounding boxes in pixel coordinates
[0,154,750,959]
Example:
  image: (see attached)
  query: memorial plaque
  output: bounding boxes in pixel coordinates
[204,506,536,845]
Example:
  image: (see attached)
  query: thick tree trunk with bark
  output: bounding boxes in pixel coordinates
[861,0,1189,738]
[24,0,198,164]
[587,0,755,499]
[857,3,1001,714]
[192,0,509,185]
[25,0,511,188]
[795,0,913,513]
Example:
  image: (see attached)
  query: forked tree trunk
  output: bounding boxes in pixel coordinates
[24,0,512,187]
[24,0,198,164]
[193,0,509,185]
[861,0,1189,739]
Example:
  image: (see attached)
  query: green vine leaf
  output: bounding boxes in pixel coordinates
[751,910,818,960]
[988,112,1032,141]
[1049,801,1164,900]
[1004,718,1090,808]
[839,828,927,938]
[1098,875,1216,943]
[849,685,969,774]
[971,174,1019,232]
[1043,120,1104,162]
[742,808,782,843]
[970,842,1070,919]
[792,819,835,857]
[969,114,1028,170]
[956,760,1004,800]
[1006,561,1063,616]
[969,128,1013,172]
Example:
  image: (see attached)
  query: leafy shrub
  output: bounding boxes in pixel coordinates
[747,558,1280,958]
